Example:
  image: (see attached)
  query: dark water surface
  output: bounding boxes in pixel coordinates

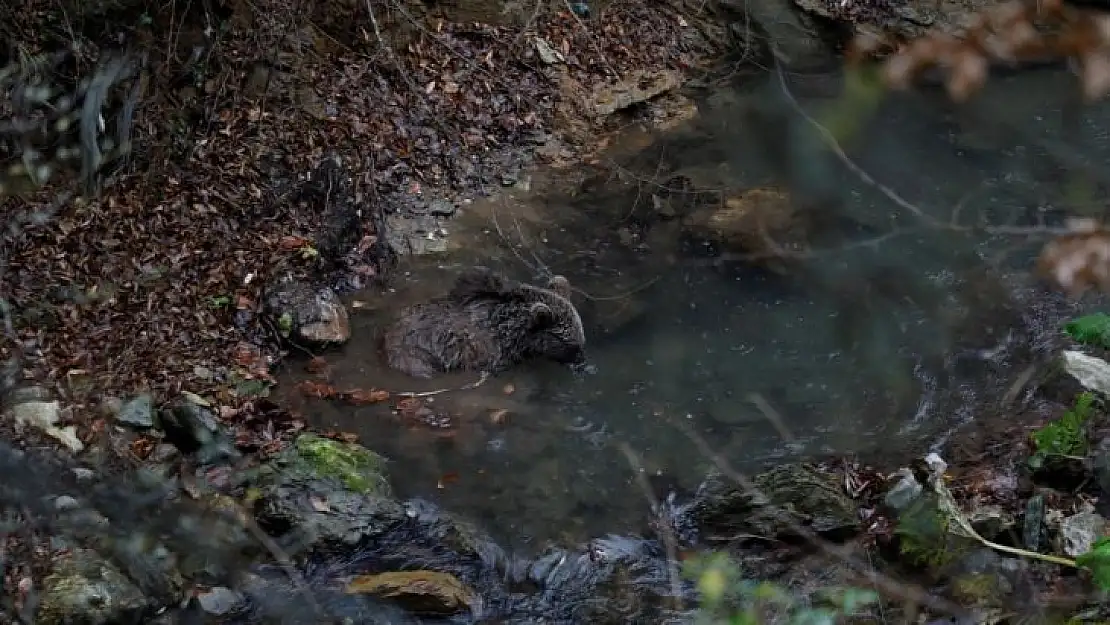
[277,67,1110,551]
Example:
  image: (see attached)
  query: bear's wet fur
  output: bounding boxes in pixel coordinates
[382,266,587,378]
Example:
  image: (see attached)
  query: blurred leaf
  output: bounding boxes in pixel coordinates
[1030,392,1094,467]
[1076,537,1110,590]
[1064,314,1110,349]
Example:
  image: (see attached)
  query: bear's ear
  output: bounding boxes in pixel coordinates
[529,301,555,327]
[451,266,511,298]
[546,275,573,299]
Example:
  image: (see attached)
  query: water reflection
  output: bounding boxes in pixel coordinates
[278,66,1107,550]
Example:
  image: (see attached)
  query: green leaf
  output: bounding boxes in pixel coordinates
[207,294,231,309]
[1064,313,1110,348]
[1030,392,1095,467]
[1076,537,1110,590]
[278,311,293,337]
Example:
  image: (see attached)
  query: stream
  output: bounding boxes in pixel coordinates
[276,66,1110,552]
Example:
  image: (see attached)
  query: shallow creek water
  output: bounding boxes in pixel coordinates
[277,67,1110,552]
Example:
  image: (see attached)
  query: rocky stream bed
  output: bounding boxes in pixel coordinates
[6,0,1110,623]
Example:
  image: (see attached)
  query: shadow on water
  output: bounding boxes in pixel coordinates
[276,66,1110,551]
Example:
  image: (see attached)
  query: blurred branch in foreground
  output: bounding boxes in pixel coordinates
[0,49,144,202]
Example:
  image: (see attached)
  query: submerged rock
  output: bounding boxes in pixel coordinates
[688,464,860,542]
[37,549,154,625]
[518,535,694,623]
[264,277,351,346]
[345,570,475,616]
[681,187,805,273]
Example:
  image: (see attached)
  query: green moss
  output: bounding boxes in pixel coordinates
[293,433,391,495]
[950,573,1003,605]
[1030,392,1095,468]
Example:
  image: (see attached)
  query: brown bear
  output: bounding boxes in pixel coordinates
[382,266,587,378]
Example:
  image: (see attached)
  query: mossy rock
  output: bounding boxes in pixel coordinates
[690,463,860,542]
[252,435,404,556]
[290,433,392,496]
[36,549,152,625]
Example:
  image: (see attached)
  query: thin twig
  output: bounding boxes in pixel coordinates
[395,371,490,398]
[617,442,685,610]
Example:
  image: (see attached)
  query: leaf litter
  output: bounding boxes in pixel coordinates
[0,0,718,460]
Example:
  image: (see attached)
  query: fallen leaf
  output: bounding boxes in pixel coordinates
[298,380,338,399]
[278,235,311,251]
[342,388,390,405]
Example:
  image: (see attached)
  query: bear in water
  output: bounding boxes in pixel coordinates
[382,266,587,378]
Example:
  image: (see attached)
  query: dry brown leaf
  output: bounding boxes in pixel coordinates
[341,388,390,405]
[278,235,311,251]
[297,380,337,399]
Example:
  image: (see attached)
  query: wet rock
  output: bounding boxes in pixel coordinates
[287,433,392,495]
[1056,510,1107,557]
[345,570,475,615]
[681,187,805,273]
[36,548,154,625]
[264,277,351,346]
[521,535,693,623]
[942,548,1030,610]
[1063,350,1110,397]
[401,498,508,567]
[196,586,245,616]
[883,468,925,513]
[238,572,423,624]
[116,392,155,429]
[253,434,404,556]
[159,395,239,465]
[385,214,450,256]
[688,464,860,543]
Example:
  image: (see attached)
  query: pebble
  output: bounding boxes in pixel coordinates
[196,586,245,615]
